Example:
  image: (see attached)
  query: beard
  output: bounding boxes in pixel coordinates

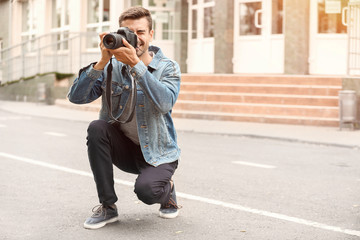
[136,39,147,57]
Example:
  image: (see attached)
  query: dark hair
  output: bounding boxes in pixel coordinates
[119,6,152,31]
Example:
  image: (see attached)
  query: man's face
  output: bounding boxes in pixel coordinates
[121,17,153,58]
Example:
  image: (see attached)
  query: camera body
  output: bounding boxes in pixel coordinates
[103,27,138,49]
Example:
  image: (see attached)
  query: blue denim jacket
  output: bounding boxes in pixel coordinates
[68,46,181,167]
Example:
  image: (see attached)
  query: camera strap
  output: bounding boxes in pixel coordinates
[105,58,137,124]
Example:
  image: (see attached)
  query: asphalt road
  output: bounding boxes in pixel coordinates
[0,110,359,240]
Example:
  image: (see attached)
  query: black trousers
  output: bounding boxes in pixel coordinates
[86,120,178,206]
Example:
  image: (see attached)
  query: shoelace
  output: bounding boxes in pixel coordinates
[162,197,182,209]
[91,205,107,218]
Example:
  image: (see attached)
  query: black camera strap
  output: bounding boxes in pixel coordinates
[105,58,137,124]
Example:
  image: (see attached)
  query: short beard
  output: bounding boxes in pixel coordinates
[136,48,145,57]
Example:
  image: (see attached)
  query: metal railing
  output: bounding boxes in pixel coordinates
[348,2,360,76]
[0,32,101,84]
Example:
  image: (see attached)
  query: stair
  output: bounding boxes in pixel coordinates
[172,75,343,127]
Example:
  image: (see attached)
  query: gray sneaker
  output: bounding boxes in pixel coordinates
[84,204,119,229]
[159,183,181,219]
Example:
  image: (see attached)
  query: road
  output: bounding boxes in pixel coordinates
[0,109,359,240]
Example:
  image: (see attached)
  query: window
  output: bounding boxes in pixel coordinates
[239,2,262,36]
[190,0,215,39]
[318,0,347,33]
[21,0,38,52]
[51,0,70,51]
[192,9,197,39]
[271,0,283,34]
[131,0,142,6]
[86,0,110,49]
[203,6,214,38]
[151,11,174,40]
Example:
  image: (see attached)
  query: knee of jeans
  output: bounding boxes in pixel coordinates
[87,120,108,139]
[134,179,157,205]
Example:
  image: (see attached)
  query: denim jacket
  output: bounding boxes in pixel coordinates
[68,46,181,167]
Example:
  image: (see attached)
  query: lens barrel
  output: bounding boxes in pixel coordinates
[103,33,124,49]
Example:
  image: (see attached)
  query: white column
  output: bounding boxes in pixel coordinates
[110,0,126,30]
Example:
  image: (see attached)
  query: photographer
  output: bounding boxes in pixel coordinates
[68,6,181,230]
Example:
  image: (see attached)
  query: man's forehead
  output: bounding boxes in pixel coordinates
[121,18,149,31]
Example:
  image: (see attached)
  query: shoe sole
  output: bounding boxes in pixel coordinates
[83,216,119,230]
[159,210,179,219]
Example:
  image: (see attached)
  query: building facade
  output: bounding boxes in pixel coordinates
[0,0,359,83]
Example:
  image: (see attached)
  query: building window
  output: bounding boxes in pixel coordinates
[151,10,175,41]
[318,0,347,33]
[203,6,214,38]
[51,0,70,51]
[271,0,283,34]
[131,0,143,6]
[86,0,110,49]
[190,0,215,39]
[192,9,197,39]
[21,0,38,52]
[239,2,262,36]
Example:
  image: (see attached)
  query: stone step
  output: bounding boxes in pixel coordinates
[171,110,339,127]
[173,100,339,118]
[181,74,342,86]
[178,91,339,106]
[180,82,341,96]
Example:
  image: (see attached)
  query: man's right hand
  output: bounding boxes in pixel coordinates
[93,32,113,70]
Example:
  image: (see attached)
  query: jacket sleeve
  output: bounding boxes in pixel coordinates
[67,63,105,104]
[130,60,181,114]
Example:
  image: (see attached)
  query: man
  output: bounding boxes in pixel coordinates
[68,6,181,230]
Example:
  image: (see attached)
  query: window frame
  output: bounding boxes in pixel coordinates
[85,0,111,51]
[50,0,71,52]
[190,0,215,40]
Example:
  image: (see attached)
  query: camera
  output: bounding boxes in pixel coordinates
[103,27,138,49]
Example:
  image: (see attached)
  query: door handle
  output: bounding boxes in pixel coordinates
[342,7,348,26]
[255,9,263,28]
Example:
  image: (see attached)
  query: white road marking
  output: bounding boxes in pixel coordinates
[0,124,6,128]
[0,116,31,121]
[232,161,276,169]
[0,152,359,238]
[44,132,67,137]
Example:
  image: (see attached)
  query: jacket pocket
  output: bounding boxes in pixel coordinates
[101,81,124,114]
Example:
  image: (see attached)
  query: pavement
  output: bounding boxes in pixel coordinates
[0,99,359,149]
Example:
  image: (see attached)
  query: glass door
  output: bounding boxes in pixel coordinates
[233,0,284,73]
[187,0,215,73]
[309,0,348,75]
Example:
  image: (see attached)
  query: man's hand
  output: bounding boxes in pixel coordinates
[109,38,140,68]
[94,32,113,70]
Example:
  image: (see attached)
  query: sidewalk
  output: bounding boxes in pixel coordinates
[0,100,359,149]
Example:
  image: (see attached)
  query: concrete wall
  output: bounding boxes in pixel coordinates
[284,0,310,75]
[214,0,234,73]
[0,73,73,104]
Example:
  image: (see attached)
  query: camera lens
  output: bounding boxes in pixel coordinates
[103,33,124,49]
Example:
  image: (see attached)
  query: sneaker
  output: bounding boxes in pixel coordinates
[159,182,181,219]
[83,204,119,229]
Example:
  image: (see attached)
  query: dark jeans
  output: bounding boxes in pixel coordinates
[86,120,178,206]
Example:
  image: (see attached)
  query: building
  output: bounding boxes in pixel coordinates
[0,0,359,127]
[0,0,359,83]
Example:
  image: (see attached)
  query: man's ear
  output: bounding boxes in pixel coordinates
[149,29,154,42]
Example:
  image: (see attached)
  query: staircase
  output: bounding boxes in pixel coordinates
[172,75,343,127]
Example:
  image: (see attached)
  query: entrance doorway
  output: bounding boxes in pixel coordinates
[309,0,348,75]
[233,0,284,73]
[187,0,215,73]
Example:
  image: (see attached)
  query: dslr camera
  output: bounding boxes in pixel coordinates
[103,27,138,49]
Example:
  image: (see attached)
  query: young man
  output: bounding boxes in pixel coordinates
[68,7,181,229]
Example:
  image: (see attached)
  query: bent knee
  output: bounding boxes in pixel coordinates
[134,180,159,205]
[87,120,109,137]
